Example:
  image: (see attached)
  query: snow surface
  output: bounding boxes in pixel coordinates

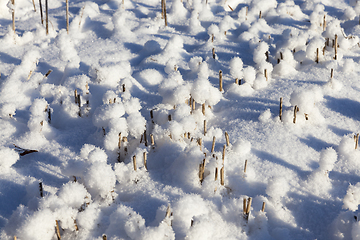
[1,0,360,239]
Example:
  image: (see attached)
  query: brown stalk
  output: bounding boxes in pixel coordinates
[244,159,248,173]
[12,0,15,32]
[225,132,230,146]
[32,0,36,11]
[261,202,266,212]
[39,0,43,24]
[220,166,224,185]
[355,133,359,149]
[204,120,207,136]
[212,48,215,59]
[66,0,69,34]
[150,134,155,146]
[264,69,268,81]
[222,145,226,165]
[39,182,43,197]
[211,136,216,153]
[143,152,147,170]
[279,97,283,121]
[56,220,61,239]
[334,34,338,60]
[219,70,223,92]
[133,155,137,171]
[293,105,299,123]
[45,0,48,35]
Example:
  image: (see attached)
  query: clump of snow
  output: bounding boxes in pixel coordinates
[343,183,360,211]
[0,147,19,170]
[229,57,243,80]
[84,161,116,199]
[266,177,289,202]
[259,109,272,122]
[137,68,164,86]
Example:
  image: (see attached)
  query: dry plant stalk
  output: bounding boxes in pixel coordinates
[74,90,78,104]
[74,219,79,231]
[331,68,334,78]
[32,0,36,11]
[39,182,43,197]
[323,15,326,31]
[118,133,122,149]
[293,105,299,123]
[243,198,247,214]
[163,0,167,26]
[222,145,226,164]
[212,48,215,59]
[204,120,207,136]
[228,5,233,11]
[355,133,359,149]
[66,0,69,34]
[219,70,223,92]
[246,197,252,215]
[261,202,266,212]
[165,205,171,218]
[235,78,238,84]
[122,84,125,92]
[211,34,214,42]
[55,220,61,239]
[103,235,107,240]
[45,0,48,35]
[144,130,147,146]
[161,0,164,18]
[220,166,224,185]
[39,0,43,24]
[133,155,137,171]
[304,113,309,120]
[150,134,155,146]
[264,69,268,81]
[12,0,15,32]
[225,132,230,146]
[122,0,124,9]
[168,114,171,121]
[259,11,262,19]
[316,48,319,63]
[265,51,269,62]
[198,138,202,151]
[244,159,248,173]
[14,236,17,240]
[202,103,205,115]
[143,152,147,170]
[334,34,338,60]
[44,69,52,78]
[211,136,216,153]
[192,99,195,112]
[150,110,153,119]
[215,167,218,181]
[199,159,205,183]
[279,97,283,121]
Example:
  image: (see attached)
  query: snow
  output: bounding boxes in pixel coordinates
[2,0,360,239]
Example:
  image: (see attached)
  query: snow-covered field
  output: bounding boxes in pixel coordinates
[2,0,360,239]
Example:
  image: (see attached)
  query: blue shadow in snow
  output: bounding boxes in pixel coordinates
[299,135,333,152]
[328,125,352,137]
[324,96,360,121]
[0,180,27,229]
[253,149,310,179]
